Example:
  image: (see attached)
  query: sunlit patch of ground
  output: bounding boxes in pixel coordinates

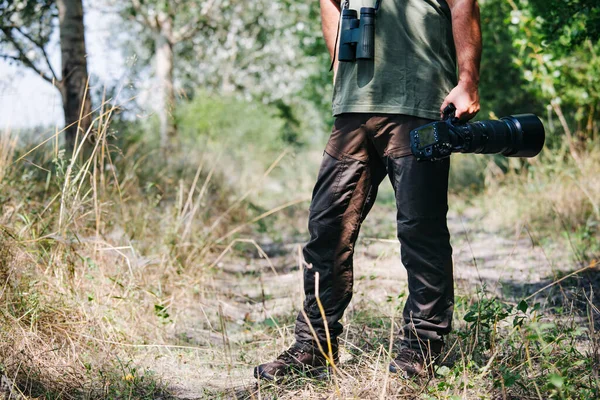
[128,203,594,399]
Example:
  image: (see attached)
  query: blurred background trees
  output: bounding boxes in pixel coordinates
[0,0,91,152]
[120,0,217,147]
[2,0,599,155]
[112,0,322,148]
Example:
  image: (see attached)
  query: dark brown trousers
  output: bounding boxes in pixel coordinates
[295,113,454,353]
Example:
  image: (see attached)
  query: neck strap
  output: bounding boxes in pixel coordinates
[343,0,382,10]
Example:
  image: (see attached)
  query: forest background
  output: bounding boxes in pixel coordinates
[0,0,599,398]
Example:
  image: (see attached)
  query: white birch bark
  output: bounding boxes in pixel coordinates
[155,12,176,148]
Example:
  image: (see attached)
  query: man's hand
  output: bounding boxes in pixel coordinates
[441,81,480,121]
[444,0,481,121]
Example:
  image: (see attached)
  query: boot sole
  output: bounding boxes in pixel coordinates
[389,361,435,378]
[254,366,276,381]
[254,365,333,382]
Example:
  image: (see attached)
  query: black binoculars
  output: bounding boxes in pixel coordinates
[338,7,376,62]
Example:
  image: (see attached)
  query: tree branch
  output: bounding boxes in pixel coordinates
[0,54,23,63]
[130,0,157,30]
[14,26,59,82]
[173,17,209,42]
[0,28,58,87]
[173,0,218,43]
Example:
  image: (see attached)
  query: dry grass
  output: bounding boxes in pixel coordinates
[0,98,315,398]
[0,106,599,399]
[0,101,257,398]
[477,149,600,235]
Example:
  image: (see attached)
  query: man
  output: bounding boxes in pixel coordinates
[255,0,481,380]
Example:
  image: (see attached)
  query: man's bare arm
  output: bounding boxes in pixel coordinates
[441,0,482,121]
[321,0,341,74]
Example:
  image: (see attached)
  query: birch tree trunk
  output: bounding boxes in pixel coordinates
[57,0,92,154]
[155,13,176,148]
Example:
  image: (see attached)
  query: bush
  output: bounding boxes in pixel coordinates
[474,146,600,261]
[177,92,287,151]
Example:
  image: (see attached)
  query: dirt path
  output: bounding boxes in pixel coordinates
[135,206,574,398]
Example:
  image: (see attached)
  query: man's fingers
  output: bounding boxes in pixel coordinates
[440,98,452,117]
[440,99,449,113]
[442,82,480,121]
[451,100,465,120]
[457,109,477,122]
[457,107,472,121]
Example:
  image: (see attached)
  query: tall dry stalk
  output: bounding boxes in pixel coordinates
[0,129,17,185]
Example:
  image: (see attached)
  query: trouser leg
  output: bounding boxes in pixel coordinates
[387,155,453,353]
[295,149,386,346]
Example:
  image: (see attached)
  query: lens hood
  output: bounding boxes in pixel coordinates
[502,114,545,158]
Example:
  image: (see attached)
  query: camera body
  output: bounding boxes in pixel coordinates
[410,105,546,161]
[338,7,376,62]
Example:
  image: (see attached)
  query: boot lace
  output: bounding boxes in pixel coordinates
[277,344,309,364]
[396,348,423,365]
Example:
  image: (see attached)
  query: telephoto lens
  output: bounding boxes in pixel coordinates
[410,105,546,161]
[456,114,546,157]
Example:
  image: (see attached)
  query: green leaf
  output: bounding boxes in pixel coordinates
[435,365,451,377]
[548,373,564,388]
[154,304,170,320]
[503,371,521,387]
[518,299,528,313]
[513,315,525,327]
[263,317,278,327]
[464,311,478,322]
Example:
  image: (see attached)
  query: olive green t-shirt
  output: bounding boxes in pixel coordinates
[332,0,457,120]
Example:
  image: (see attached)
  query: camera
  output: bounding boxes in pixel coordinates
[410,104,546,161]
[338,7,376,62]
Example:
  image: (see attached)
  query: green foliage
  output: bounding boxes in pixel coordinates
[154,303,171,322]
[470,0,600,152]
[177,93,285,149]
[0,0,55,26]
[120,0,324,125]
[441,293,600,399]
[478,0,545,119]
[100,358,173,399]
[528,0,600,47]
[502,0,600,144]
[294,0,336,124]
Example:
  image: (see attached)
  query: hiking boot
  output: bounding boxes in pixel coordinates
[389,347,439,378]
[254,341,338,381]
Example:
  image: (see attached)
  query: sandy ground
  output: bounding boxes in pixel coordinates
[131,205,574,399]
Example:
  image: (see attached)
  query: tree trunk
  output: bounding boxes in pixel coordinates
[57,0,92,154]
[155,13,176,148]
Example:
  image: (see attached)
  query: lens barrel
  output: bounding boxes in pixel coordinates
[460,114,545,158]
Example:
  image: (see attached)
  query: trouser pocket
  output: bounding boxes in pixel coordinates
[308,151,347,215]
